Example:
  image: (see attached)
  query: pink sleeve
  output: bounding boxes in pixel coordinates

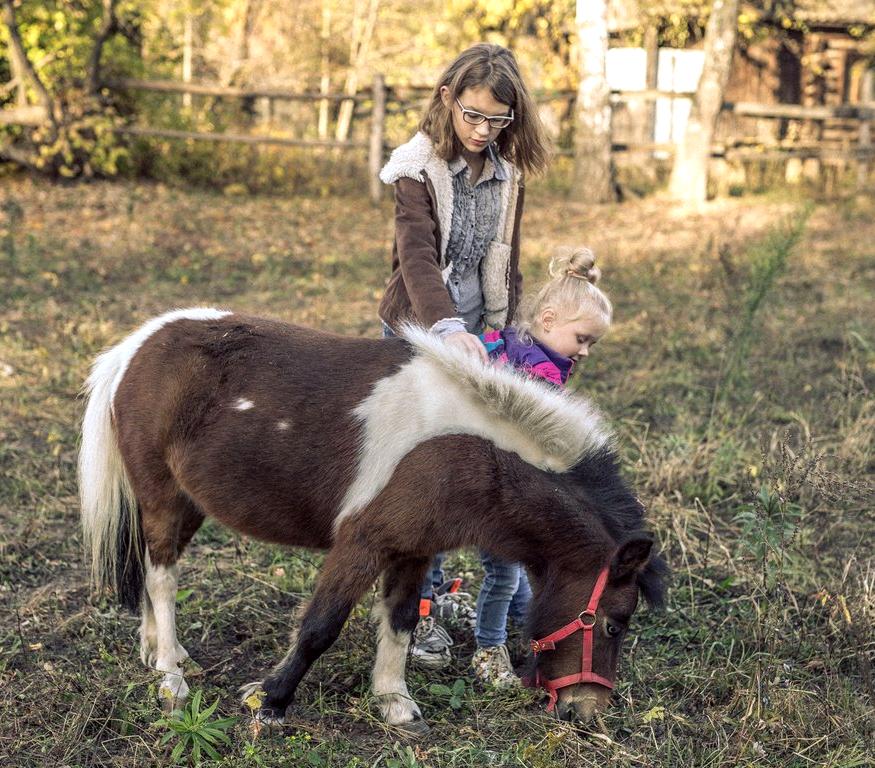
[529,361,564,387]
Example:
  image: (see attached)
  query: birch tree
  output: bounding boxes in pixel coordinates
[334,0,379,142]
[572,0,613,203]
[668,0,739,204]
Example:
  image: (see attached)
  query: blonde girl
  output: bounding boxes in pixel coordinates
[470,247,612,687]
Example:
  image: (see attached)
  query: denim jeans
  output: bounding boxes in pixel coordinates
[419,552,446,600]
[475,551,532,648]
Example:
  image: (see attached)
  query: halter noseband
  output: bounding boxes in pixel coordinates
[527,564,614,712]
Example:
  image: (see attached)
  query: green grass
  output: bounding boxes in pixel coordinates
[0,177,872,766]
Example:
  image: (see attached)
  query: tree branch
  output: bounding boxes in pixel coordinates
[87,0,119,95]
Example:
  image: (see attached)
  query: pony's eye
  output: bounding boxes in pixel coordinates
[606,622,622,637]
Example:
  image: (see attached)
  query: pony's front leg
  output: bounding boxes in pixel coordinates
[372,558,430,735]
[254,544,381,723]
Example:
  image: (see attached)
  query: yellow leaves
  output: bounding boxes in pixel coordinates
[223,183,249,197]
[642,705,666,723]
[243,688,265,712]
[814,589,854,626]
[46,427,64,457]
[41,271,60,287]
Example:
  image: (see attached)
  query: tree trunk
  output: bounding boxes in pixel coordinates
[644,25,658,143]
[668,0,739,204]
[1,0,55,120]
[182,13,193,108]
[86,0,118,95]
[572,0,614,203]
[335,0,379,143]
[318,3,331,139]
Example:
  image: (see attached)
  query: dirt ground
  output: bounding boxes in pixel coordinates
[0,177,872,766]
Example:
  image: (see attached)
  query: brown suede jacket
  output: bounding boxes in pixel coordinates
[378,136,525,333]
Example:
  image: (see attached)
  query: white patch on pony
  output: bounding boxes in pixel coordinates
[335,326,612,532]
[371,596,421,726]
[276,420,290,431]
[144,551,191,706]
[233,398,255,411]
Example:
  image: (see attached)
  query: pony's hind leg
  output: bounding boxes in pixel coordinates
[372,558,430,735]
[140,495,204,708]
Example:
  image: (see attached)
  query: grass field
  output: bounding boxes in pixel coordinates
[0,176,872,767]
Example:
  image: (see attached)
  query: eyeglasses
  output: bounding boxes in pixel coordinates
[454,98,514,129]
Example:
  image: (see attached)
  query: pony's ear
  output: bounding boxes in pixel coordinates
[609,536,653,583]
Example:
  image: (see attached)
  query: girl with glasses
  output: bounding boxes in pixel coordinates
[377,43,551,682]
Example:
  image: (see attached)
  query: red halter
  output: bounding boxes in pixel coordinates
[527,564,614,712]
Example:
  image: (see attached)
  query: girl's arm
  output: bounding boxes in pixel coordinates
[394,177,458,327]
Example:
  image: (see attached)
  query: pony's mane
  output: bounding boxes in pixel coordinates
[400,325,613,470]
[566,449,668,608]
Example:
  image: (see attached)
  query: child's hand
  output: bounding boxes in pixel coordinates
[445,331,489,364]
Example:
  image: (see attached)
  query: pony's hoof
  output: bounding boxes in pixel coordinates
[255,707,286,726]
[158,672,190,711]
[391,715,430,739]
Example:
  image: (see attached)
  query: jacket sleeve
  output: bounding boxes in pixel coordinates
[529,361,564,388]
[511,184,525,309]
[394,176,458,326]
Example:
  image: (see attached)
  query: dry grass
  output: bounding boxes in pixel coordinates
[0,176,872,766]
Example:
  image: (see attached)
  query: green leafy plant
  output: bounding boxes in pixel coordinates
[154,689,237,765]
[734,484,804,587]
[428,678,467,710]
[383,742,421,768]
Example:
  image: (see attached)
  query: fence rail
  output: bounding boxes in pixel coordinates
[4,75,873,199]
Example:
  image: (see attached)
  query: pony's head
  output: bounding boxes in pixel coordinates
[526,534,664,721]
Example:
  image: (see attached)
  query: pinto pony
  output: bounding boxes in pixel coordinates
[79,309,665,731]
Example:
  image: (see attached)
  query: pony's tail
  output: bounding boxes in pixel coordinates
[78,341,145,613]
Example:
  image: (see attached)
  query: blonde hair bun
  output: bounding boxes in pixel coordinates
[548,245,601,284]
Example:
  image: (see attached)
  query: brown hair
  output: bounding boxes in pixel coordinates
[515,246,613,339]
[419,43,551,176]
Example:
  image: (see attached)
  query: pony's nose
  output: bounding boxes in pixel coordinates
[556,695,599,722]
[555,684,609,721]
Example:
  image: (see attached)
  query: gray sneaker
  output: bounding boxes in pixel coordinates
[432,592,476,631]
[410,616,453,670]
[431,580,477,630]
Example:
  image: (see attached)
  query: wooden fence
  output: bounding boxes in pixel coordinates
[5,74,874,200]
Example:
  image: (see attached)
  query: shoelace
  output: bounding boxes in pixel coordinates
[414,617,453,649]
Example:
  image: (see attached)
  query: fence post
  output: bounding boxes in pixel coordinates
[369,73,386,204]
[857,119,871,192]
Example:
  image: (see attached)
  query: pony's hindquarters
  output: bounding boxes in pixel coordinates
[79,308,229,609]
[79,309,230,707]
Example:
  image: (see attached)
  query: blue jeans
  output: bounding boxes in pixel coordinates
[419,553,445,601]
[475,551,532,648]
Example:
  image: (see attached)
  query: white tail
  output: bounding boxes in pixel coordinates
[78,308,230,601]
[78,339,142,598]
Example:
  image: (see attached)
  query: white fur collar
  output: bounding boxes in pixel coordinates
[380,133,454,266]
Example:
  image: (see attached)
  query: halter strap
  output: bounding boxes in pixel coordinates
[527,564,614,712]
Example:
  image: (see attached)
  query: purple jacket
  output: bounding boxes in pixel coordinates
[479,327,574,388]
